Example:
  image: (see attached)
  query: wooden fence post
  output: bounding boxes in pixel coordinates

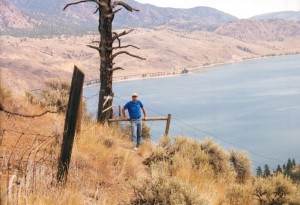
[57,66,85,183]
[165,114,172,136]
[76,92,83,134]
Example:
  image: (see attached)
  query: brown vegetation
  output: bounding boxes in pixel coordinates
[1,22,300,91]
[1,86,300,204]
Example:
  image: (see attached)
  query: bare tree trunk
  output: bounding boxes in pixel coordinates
[64,0,145,124]
[97,0,113,123]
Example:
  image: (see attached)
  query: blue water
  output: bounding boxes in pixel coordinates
[84,55,300,170]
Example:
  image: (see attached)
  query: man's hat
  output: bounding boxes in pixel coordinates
[132,92,138,97]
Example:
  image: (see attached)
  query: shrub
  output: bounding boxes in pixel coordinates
[131,170,207,205]
[142,123,151,140]
[254,174,295,205]
[226,183,255,205]
[159,135,171,148]
[200,139,233,178]
[229,150,252,183]
[26,78,70,112]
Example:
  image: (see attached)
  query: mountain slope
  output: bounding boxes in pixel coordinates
[1,28,300,90]
[0,0,34,31]
[113,0,237,30]
[214,19,300,42]
[251,11,300,21]
[6,0,237,34]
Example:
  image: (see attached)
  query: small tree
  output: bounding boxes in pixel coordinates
[286,158,293,176]
[63,0,145,123]
[257,166,263,177]
[292,158,296,167]
[276,164,282,173]
[283,164,286,171]
[264,164,271,177]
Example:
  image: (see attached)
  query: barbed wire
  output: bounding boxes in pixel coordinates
[0,105,58,118]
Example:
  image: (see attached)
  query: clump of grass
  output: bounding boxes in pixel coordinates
[159,135,171,148]
[229,150,252,183]
[142,123,151,140]
[103,138,115,148]
[131,167,207,205]
[254,174,296,205]
[225,183,255,205]
[26,78,70,112]
[200,139,234,180]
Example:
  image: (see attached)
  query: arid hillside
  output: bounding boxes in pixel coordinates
[214,19,300,42]
[0,0,34,31]
[5,0,237,34]
[1,86,300,204]
[251,11,300,21]
[1,23,300,92]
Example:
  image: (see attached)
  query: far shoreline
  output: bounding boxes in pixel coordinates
[83,53,300,89]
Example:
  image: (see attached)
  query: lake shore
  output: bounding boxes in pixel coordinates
[84,53,300,88]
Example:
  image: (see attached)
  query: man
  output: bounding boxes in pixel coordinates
[122,92,147,150]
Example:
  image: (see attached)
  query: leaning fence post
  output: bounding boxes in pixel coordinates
[57,65,85,183]
[76,92,83,134]
[164,114,171,136]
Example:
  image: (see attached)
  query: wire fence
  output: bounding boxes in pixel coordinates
[0,107,62,203]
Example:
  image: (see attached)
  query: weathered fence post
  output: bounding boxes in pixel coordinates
[76,92,83,134]
[165,114,172,136]
[57,66,85,183]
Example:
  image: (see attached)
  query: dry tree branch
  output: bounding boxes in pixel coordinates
[106,8,122,18]
[113,32,121,47]
[87,45,101,52]
[108,67,124,72]
[94,6,99,14]
[112,29,134,41]
[112,51,146,60]
[111,1,139,12]
[63,0,95,11]
[113,44,140,50]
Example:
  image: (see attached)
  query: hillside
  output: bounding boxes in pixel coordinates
[4,0,237,35]
[1,86,300,204]
[214,19,300,42]
[113,0,237,30]
[1,25,300,91]
[251,11,300,21]
[0,0,34,31]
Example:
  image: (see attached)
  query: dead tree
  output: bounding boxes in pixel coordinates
[64,0,145,123]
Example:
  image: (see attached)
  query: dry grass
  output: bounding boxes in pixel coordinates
[1,87,300,205]
[1,27,300,91]
[0,87,149,204]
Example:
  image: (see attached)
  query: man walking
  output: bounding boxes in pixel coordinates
[122,93,147,150]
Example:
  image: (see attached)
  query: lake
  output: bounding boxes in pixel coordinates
[84,55,300,170]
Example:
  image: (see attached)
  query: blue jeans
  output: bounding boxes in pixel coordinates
[130,119,142,147]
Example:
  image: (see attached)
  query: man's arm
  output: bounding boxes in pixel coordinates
[142,107,147,120]
[122,108,128,119]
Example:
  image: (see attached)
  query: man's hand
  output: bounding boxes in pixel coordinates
[143,117,147,121]
[123,116,129,120]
